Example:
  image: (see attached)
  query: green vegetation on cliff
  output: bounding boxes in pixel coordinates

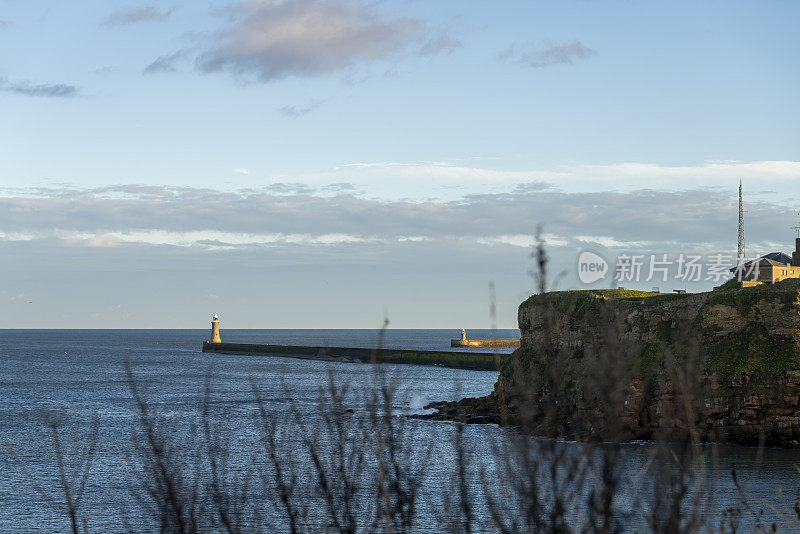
[705,284,799,315]
[703,282,800,389]
[521,289,692,322]
[513,281,800,400]
[707,332,799,391]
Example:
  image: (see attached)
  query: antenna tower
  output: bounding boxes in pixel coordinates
[737,180,745,263]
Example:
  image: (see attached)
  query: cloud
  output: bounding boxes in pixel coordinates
[0,182,792,261]
[0,20,11,29]
[304,160,800,202]
[477,234,568,248]
[104,6,172,27]
[6,180,800,328]
[2,162,797,264]
[93,66,115,76]
[419,34,460,56]
[500,41,597,69]
[264,182,315,195]
[279,100,322,118]
[321,182,357,194]
[86,233,123,247]
[0,77,78,98]
[196,0,425,82]
[591,160,800,179]
[3,160,799,205]
[233,168,250,175]
[512,181,553,193]
[143,50,189,74]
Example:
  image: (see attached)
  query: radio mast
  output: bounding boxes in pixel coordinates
[737,180,745,264]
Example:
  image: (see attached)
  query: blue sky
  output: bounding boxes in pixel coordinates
[1,0,799,328]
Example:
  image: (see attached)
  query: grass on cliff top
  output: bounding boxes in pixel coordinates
[519,289,692,323]
[715,278,742,291]
[521,288,690,311]
[523,279,800,311]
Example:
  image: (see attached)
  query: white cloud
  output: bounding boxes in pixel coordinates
[86,233,124,247]
[2,174,796,269]
[0,231,36,241]
[574,235,656,249]
[290,159,800,202]
[592,160,800,180]
[477,234,568,248]
[72,230,377,248]
[6,160,798,203]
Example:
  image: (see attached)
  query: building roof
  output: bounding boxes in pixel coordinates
[760,252,793,264]
[730,252,793,272]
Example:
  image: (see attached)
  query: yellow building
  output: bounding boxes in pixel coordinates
[756,263,800,283]
[734,239,800,286]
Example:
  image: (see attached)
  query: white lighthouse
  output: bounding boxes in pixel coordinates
[209,314,222,343]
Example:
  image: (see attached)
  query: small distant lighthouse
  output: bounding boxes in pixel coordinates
[461,329,467,342]
[210,314,222,343]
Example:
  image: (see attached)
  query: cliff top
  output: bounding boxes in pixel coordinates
[521,278,800,312]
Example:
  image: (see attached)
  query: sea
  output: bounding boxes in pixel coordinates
[1,329,799,532]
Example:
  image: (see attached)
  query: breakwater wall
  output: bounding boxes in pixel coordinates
[450,339,520,348]
[202,342,507,371]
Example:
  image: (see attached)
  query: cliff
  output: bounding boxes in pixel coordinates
[426,279,800,447]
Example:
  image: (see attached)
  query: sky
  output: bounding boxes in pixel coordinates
[1,0,799,329]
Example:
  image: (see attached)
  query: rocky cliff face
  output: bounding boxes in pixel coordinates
[504,280,800,446]
[426,280,800,447]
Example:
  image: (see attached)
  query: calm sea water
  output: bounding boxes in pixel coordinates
[1,329,799,532]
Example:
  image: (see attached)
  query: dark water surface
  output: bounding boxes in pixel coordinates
[1,330,799,532]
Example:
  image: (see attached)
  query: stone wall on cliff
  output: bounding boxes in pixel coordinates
[500,279,800,446]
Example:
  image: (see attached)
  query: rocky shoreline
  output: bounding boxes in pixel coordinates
[418,395,503,425]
